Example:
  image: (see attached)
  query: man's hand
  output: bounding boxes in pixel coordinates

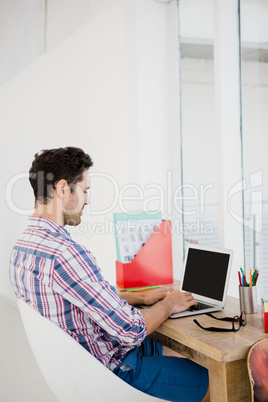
[140,286,174,306]
[164,289,197,315]
[139,289,197,335]
[139,288,198,311]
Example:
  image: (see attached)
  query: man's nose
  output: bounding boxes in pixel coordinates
[84,193,90,205]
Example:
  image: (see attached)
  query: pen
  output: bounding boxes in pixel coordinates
[253,269,259,286]
[120,285,161,292]
[252,269,257,286]
[244,272,248,287]
[238,271,242,287]
[255,271,259,286]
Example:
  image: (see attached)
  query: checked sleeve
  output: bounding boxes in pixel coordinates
[52,243,147,346]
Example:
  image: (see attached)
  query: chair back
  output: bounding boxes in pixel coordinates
[18,299,162,402]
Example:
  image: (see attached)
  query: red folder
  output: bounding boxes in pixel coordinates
[116,220,173,288]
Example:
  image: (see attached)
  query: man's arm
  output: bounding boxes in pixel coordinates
[121,287,197,335]
[119,286,174,306]
[140,290,197,334]
[54,246,147,345]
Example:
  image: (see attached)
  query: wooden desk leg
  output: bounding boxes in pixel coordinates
[208,359,251,402]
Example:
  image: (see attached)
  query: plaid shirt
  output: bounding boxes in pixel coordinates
[9,216,146,371]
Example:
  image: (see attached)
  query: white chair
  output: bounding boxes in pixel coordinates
[17,299,163,402]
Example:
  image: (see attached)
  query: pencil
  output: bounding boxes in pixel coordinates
[120,285,161,292]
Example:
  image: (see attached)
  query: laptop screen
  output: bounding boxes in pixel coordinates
[181,247,231,302]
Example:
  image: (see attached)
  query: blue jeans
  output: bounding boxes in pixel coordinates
[114,338,209,402]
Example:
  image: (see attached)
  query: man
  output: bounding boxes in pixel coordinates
[10,147,209,401]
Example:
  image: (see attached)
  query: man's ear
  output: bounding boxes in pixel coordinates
[55,179,68,199]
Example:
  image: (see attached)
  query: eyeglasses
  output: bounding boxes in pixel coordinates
[193,312,247,332]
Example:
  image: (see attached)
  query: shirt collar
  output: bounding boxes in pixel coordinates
[28,216,71,238]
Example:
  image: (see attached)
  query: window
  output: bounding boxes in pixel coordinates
[179,0,219,255]
[240,0,268,300]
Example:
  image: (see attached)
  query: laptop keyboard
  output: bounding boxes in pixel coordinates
[188,302,213,312]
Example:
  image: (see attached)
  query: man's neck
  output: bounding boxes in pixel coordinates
[33,202,64,227]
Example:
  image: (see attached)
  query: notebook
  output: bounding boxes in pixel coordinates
[170,244,233,318]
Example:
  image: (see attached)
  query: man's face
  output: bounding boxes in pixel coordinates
[62,170,90,226]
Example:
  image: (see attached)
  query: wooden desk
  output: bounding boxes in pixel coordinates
[149,291,267,402]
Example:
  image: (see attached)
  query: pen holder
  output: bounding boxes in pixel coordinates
[239,286,258,314]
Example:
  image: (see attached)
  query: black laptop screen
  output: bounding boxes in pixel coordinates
[181,248,230,302]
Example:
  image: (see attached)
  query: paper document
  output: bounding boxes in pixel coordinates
[114,211,162,263]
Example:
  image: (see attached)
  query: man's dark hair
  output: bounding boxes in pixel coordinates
[29,147,93,204]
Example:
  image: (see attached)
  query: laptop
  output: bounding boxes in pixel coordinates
[170,243,233,319]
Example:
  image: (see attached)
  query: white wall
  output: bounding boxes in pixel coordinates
[0,0,119,87]
[0,0,45,86]
[0,0,180,305]
[46,0,118,49]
